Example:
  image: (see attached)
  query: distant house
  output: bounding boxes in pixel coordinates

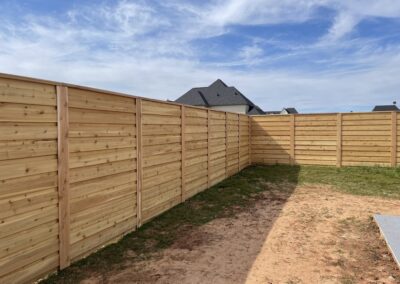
[372,105,399,112]
[175,79,265,115]
[264,111,281,115]
[264,108,299,115]
[281,108,298,114]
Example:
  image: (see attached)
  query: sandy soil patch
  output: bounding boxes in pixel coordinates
[85,184,400,284]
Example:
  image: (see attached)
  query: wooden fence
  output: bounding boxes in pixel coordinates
[1,72,399,283]
[0,74,250,283]
[251,113,399,167]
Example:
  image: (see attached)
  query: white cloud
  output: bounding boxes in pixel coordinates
[322,12,360,41]
[0,0,399,113]
[202,0,400,40]
[239,44,263,63]
[205,0,322,26]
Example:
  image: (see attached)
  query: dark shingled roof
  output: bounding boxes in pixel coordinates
[247,105,266,115]
[283,107,298,114]
[264,110,281,115]
[175,79,265,115]
[372,105,399,112]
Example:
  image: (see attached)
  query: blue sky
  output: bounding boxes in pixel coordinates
[1,0,400,113]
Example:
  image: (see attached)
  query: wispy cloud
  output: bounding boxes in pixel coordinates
[0,0,399,112]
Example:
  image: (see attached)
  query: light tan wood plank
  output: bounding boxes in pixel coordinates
[69,87,135,113]
[0,140,56,161]
[0,103,57,122]
[69,108,135,125]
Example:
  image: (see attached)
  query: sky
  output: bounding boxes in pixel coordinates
[0,0,400,113]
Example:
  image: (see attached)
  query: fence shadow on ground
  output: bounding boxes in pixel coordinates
[41,164,301,283]
[112,165,302,283]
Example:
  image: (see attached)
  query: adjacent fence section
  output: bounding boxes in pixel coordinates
[0,78,59,283]
[251,115,291,164]
[141,101,182,223]
[184,107,209,199]
[251,112,399,167]
[67,88,138,262]
[295,114,337,166]
[227,113,240,176]
[0,74,250,283]
[341,112,392,166]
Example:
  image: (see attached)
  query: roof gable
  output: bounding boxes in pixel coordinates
[283,107,298,114]
[373,105,399,111]
[175,79,261,110]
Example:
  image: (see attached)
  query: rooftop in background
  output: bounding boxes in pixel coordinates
[264,108,299,115]
[282,108,298,114]
[175,79,265,115]
[372,105,400,112]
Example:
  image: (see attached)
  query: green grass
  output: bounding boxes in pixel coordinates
[249,164,400,198]
[41,165,400,283]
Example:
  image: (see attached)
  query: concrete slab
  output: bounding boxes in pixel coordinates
[374,214,400,268]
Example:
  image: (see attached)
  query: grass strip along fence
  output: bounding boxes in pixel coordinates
[0,72,398,283]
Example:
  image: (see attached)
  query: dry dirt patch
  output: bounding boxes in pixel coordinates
[86,185,400,284]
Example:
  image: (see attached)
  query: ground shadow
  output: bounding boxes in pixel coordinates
[41,163,301,284]
[103,165,301,283]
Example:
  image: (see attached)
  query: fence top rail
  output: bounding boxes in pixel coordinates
[251,111,397,117]
[0,72,247,116]
[2,72,397,118]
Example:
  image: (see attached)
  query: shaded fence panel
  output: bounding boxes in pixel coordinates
[0,78,59,283]
[295,114,337,166]
[251,112,399,167]
[251,115,291,164]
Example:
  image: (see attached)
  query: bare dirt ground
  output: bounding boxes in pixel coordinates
[84,184,400,284]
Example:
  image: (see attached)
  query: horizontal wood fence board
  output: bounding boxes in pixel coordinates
[68,88,136,113]
[142,100,181,116]
[69,159,136,184]
[69,108,135,125]
[0,77,56,106]
[0,122,57,140]
[0,139,57,161]
[0,103,56,124]
[69,123,135,138]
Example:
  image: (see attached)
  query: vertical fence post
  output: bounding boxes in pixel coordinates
[336,113,342,168]
[225,112,228,177]
[290,114,295,165]
[238,114,240,171]
[207,109,211,187]
[56,85,70,269]
[136,98,142,227]
[248,116,251,165]
[181,105,186,201]
[391,111,397,167]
